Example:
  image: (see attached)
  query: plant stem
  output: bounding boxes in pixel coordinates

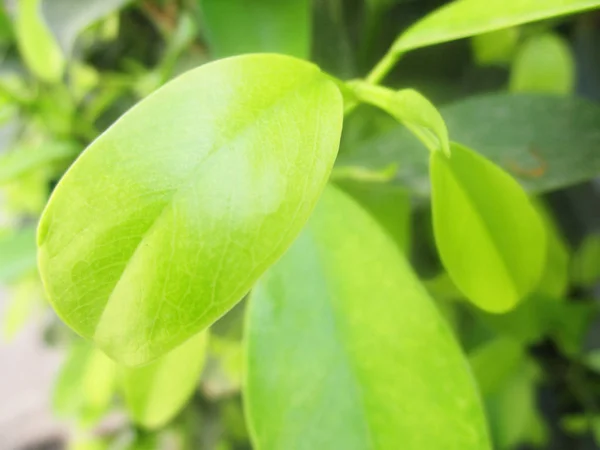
[365,49,401,85]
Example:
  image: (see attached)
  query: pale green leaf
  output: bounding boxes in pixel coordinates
[391,0,600,54]
[42,0,130,55]
[52,340,117,427]
[121,331,208,429]
[335,179,411,252]
[349,82,449,155]
[246,185,490,450]
[199,0,311,58]
[510,32,575,94]
[471,27,519,66]
[37,54,343,367]
[15,0,65,82]
[338,94,600,196]
[0,140,80,184]
[430,142,546,313]
[571,233,600,287]
[1,274,44,341]
[0,226,37,284]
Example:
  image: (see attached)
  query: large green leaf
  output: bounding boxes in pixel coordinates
[245,185,490,450]
[510,33,575,94]
[430,142,546,312]
[15,0,65,82]
[337,93,600,195]
[391,0,600,54]
[121,331,208,429]
[199,0,311,58]
[0,226,37,284]
[37,54,343,367]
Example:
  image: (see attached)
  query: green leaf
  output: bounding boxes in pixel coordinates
[0,140,80,184]
[121,331,208,429]
[349,82,449,155]
[337,93,600,195]
[37,54,343,367]
[430,142,546,313]
[246,185,490,450]
[42,0,130,55]
[199,0,311,58]
[335,179,411,252]
[510,32,575,94]
[534,202,570,298]
[571,233,600,287]
[15,0,65,83]
[52,340,117,427]
[0,226,37,284]
[1,274,44,341]
[469,337,524,396]
[471,27,519,66]
[391,0,600,54]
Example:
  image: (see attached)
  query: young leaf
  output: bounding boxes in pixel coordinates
[52,340,117,427]
[199,0,311,58]
[349,81,449,155]
[469,337,524,396]
[430,142,546,313]
[392,0,600,54]
[246,185,490,450]
[471,28,519,66]
[0,226,37,284]
[37,54,343,367]
[15,0,65,83]
[121,331,208,430]
[510,33,575,94]
[337,93,600,195]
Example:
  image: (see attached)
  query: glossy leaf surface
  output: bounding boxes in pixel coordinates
[37,54,343,366]
[121,331,208,429]
[246,185,490,450]
[391,0,600,54]
[510,33,575,94]
[337,93,600,195]
[200,0,311,58]
[431,142,546,312]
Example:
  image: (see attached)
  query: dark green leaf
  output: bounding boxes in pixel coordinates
[337,93,600,195]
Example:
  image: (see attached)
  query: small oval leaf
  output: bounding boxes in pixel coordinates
[37,54,343,366]
[121,331,208,429]
[430,142,546,312]
[246,185,490,450]
[510,32,575,95]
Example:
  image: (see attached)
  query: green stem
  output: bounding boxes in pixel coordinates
[365,49,402,85]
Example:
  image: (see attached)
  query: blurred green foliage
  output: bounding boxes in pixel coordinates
[1,0,600,449]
